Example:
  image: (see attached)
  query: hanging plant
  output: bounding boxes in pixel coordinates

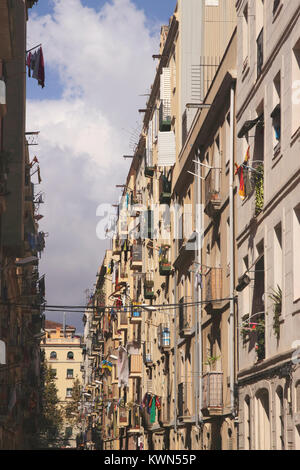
[254,163,264,216]
[255,318,265,361]
[269,285,282,340]
[241,326,250,345]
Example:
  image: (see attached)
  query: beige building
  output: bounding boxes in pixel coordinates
[42,320,83,446]
[235,0,300,450]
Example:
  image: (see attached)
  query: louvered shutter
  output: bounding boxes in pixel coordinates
[158,131,176,167]
[160,67,171,102]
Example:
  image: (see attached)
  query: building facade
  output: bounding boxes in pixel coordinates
[42,320,83,448]
[235,0,300,451]
[81,0,300,451]
[0,0,45,450]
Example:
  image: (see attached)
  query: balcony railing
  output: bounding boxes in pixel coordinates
[204,168,222,216]
[159,173,172,205]
[202,372,223,412]
[144,279,154,299]
[179,296,193,336]
[159,100,171,131]
[203,267,222,306]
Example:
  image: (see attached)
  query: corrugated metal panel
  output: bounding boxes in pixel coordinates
[160,67,171,102]
[158,131,176,167]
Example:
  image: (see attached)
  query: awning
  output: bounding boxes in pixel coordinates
[238,114,264,139]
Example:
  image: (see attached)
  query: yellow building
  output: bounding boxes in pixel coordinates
[42,320,83,447]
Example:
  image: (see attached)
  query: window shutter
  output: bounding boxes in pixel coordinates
[158,131,176,167]
[160,67,171,102]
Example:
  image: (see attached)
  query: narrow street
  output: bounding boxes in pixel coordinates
[0,0,300,456]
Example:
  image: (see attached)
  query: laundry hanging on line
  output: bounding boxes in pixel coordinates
[26,46,45,88]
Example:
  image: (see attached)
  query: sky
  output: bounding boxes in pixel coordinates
[26,0,177,334]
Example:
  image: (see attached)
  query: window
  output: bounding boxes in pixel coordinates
[50,351,57,360]
[66,388,73,398]
[256,0,264,79]
[293,206,300,301]
[292,39,300,136]
[242,4,249,67]
[271,72,281,152]
[275,386,285,450]
[274,223,283,291]
[273,0,281,16]
[244,396,251,450]
[255,389,271,449]
[67,369,74,379]
[50,368,57,378]
[67,351,74,360]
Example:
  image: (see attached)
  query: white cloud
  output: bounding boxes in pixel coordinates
[26,0,159,330]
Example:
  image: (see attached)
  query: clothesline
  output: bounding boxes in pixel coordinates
[26,43,42,54]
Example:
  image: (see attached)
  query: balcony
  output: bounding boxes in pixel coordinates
[159,245,171,276]
[142,407,155,429]
[143,341,153,366]
[130,244,143,269]
[179,296,193,337]
[131,305,142,323]
[159,100,171,131]
[119,408,129,427]
[204,168,222,217]
[158,324,171,351]
[178,382,193,422]
[159,173,172,205]
[251,162,264,218]
[128,407,142,432]
[203,267,222,308]
[202,372,223,414]
[144,279,154,300]
[117,310,128,330]
[129,354,142,377]
[130,193,143,217]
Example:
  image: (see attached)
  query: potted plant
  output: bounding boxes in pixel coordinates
[269,285,282,341]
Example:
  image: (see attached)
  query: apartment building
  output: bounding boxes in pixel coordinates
[81,0,239,451]
[0,0,45,450]
[42,320,83,447]
[235,0,300,450]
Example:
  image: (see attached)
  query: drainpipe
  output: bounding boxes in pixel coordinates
[229,83,236,416]
[195,149,203,430]
[174,268,177,435]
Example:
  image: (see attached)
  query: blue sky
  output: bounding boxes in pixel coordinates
[27,0,176,101]
[26,0,177,334]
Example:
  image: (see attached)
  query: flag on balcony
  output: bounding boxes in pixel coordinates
[235,146,250,200]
